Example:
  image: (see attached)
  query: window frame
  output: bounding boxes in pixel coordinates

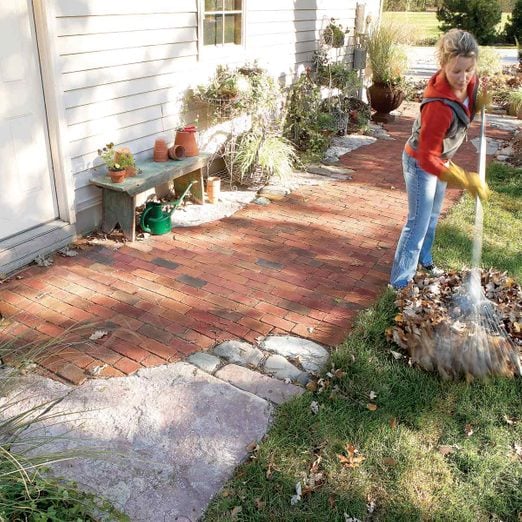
[197,0,247,60]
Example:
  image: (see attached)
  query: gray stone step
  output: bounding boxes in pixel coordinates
[214,364,304,405]
[263,354,309,385]
[187,352,221,374]
[260,335,329,374]
[212,340,264,367]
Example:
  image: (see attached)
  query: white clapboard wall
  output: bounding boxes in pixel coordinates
[51,0,381,230]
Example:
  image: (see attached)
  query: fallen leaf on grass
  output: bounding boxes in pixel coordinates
[389,417,397,429]
[390,350,404,360]
[306,380,318,392]
[246,440,258,453]
[382,457,397,466]
[367,403,378,411]
[254,498,266,510]
[337,444,365,468]
[438,445,456,456]
[504,415,517,426]
[464,423,474,437]
[334,368,346,379]
[369,391,377,400]
[310,401,319,415]
[230,506,242,520]
[290,482,302,505]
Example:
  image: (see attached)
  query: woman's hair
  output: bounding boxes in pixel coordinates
[435,29,479,67]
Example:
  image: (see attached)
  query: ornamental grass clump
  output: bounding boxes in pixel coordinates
[365,23,407,86]
[225,129,297,186]
[0,320,123,520]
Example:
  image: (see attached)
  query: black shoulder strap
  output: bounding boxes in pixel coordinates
[420,97,471,127]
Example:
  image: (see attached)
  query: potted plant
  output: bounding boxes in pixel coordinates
[323,19,347,48]
[114,147,137,176]
[364,23,408,122]
[97,143,126,183]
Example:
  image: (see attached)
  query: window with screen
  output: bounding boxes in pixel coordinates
[203,0,243,46]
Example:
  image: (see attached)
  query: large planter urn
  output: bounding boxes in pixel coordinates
[367,82,405,123]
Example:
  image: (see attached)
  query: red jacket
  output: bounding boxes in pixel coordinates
[405,72,478,177]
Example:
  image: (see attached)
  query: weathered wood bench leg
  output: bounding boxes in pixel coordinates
[102,190,136,241]
[173,168,205,205]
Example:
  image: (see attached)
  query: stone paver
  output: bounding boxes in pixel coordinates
[263,353,308,384]
[187,352,221,374]
[215,363,304,405]
[261,335,329,374]
[0,363,271,521]
[212,340,265,368]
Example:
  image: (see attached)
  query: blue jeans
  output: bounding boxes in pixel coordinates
[390,151,447,288]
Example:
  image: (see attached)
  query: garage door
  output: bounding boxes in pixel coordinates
[0,0,58,241]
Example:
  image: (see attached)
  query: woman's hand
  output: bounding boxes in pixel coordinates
[440,162,490,201]
[475,83,492,114]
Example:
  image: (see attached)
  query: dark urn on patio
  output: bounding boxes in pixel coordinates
[368,82,405,123]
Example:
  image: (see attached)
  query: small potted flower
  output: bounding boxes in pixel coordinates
[97,143,127,183]
[114,147,137,176]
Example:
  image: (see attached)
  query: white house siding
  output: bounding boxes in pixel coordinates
[50,0,381,233]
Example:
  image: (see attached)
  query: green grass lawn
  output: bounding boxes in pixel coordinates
[383,12,512,45]
[203,162,522,521]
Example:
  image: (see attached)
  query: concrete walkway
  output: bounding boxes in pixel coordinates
[0,103,515,521]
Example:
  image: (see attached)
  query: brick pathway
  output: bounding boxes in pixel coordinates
[0,104,512,385]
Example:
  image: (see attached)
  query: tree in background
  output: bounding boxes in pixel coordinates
[437,0,502,44]
[383,0,441,10]
[505,0,522,43]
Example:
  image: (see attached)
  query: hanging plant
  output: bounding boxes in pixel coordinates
[323,19,347,48]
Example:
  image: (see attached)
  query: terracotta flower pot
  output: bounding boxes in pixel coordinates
[367,82,405,123]
[174,127,199,157]
[206,176,221,204]
[153,138,169,162]
[168,144,186,160]
[109,169,126,183]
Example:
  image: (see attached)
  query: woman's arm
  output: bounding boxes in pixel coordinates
[416,101,454,177]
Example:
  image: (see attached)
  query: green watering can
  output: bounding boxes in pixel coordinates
[140,180,195,235]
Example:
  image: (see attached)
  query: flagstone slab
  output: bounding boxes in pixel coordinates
[0,363,271,522]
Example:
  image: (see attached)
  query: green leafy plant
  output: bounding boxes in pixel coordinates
[97,143,125,172]
[193,63,279,121]
[323,19,347,48]
[315,112,338,133]
[316,62,361,93]
[283,72,329,154]
[364,23,408,86]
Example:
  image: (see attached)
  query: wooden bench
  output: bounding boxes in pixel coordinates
[89,154,210,241]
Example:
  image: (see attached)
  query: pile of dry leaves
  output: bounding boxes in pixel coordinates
[387,268,522,381]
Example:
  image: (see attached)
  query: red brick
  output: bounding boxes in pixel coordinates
[238,316,274,335]
[114,357,142,375]
[141,353,167,368]
[56,363,87,385]
[260,314,296,331]
[140,338,176,361]
[98,366,126,378]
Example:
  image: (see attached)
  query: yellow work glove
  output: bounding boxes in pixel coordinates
[440,162,490,201]
[475,86,492,114]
